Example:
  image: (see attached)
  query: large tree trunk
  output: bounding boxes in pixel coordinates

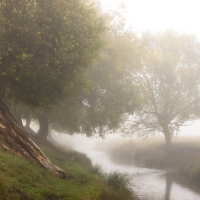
[0,99,71,179]
[37,114,49,145]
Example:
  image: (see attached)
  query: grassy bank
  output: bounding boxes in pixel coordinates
[107,138,200,182]
[0,145,138,200]
[135,141,200,182]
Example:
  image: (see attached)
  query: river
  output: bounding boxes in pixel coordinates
[52,132,200,200]
[87,151,200,200]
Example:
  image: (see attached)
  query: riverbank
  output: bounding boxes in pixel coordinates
[106,138,200,183]
[135,142,200,182]
[0,145,139,200]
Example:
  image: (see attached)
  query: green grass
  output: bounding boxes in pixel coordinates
[90,164,103,176]
[0,147,101,200]
[100,171,137,200]
[0,145,138,200]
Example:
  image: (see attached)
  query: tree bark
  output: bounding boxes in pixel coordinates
[0,99,71,179]
[37,114,49,145]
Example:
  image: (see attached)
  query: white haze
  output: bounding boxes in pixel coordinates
[100,0,200,39]
[49,121,200,154]
[29,119,200,154]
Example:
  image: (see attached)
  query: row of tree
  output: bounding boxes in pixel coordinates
[0,0,107,176]
[1,0,200,166]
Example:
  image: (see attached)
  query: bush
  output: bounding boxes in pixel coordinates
[90,164,103,176]
[106,171,130,192]
[101,171,136,200]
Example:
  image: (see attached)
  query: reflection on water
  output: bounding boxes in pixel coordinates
[87,151,200,200]
[165,174,172,200]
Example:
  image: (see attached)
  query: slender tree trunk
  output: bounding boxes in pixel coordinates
[0,99,71,179]
[25,117,31,128]
[37,115,49,145]
[163,125,172,153]
[24,117,37,138]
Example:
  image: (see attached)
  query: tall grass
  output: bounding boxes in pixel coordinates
[101,171,138,200]
[106,171,130,191]
[90,164,103,176]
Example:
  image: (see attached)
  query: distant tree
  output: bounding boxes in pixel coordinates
[48,16,139,138]
[24,29,138,143]
[80,30,138,136]
[126,31,200,152]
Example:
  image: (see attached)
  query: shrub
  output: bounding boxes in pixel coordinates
[90,164,103,176]
[106,171,130,192]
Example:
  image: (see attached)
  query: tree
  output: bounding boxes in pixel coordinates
[19,7,139,142]
[0,100,71,179]
[126,31,200,152]
[0,0,106,176]
[80,30,138,136]
[48,20,139,137]
[0,0,105,107]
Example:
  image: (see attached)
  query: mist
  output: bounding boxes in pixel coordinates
[43,121,200,200]
[50,120,200,152]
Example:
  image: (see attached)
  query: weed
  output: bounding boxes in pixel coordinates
[106,171,130,191]
[90,164,103,176]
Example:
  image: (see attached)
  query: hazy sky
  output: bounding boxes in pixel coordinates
[100,0,200,38]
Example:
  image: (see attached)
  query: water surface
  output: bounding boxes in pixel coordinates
[52,133,200,200]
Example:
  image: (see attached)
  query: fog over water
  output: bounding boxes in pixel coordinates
[30,121,200,200]
[50,120,200,154]
[50,129,200,200]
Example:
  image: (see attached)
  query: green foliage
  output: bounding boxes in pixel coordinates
[106,171,130,192]
[90,164,103,176]
[48,12,139,136]
[101,171,135,200]
[0,0,106,108]
[72,29,139,136]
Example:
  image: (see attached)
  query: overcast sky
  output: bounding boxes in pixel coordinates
[100,0,200,38]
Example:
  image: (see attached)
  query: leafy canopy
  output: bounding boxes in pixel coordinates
[125,31,200,141]
[0,0,106,108]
